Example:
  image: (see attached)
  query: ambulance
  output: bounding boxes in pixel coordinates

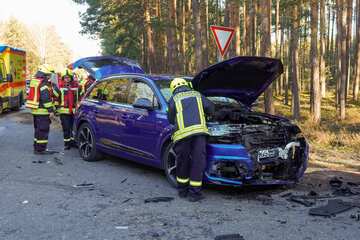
[0,45,26,113]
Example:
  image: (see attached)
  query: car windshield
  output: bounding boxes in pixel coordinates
[154,79,245,109]
[83,59,140,72]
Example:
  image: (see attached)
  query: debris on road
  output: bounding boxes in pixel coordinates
[255,194,273,205]
[309,199,354,217]
[350,213,360,221]
[121,198,133,204]
[120,178,127,184]
[73,183,95,188]
[22,200,29,204]
[115,226,129,230]
[329,177,360,196]
[288,195,315,207]
[32,160,45,164]
[53,157,63,165]
[144,197,174,203]
[214,233,245,240]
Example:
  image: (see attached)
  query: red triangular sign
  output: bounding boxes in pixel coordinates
[210,25,235,57]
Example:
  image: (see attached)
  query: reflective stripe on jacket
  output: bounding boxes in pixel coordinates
[169,90,210,142]
[53,83,79,115]
[26,77,54,114]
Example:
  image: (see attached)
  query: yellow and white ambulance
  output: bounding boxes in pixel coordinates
[0,45,26,113]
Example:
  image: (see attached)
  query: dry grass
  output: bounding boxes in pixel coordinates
[256,91,360,172]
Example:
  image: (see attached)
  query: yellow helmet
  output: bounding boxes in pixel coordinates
[170,78,188,93]
[61,68,73,78]
[38,64,55,75]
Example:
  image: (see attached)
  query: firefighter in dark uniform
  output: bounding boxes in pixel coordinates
[26,64,56,155]
[53,68,80,150]
[168,78,215,202]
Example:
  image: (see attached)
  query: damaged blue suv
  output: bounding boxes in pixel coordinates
[74,56,309,187]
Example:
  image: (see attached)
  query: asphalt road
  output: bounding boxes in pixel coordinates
[0,109,359,240]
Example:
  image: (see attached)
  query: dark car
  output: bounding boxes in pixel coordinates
[74,56,309,187]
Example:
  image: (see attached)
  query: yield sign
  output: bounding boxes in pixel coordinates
[210,25,235,57]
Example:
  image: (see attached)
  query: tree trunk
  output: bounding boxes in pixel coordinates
[290,2,301,120]
[353,0,360,100]
[144,0,155,73]
[185,0,192,74]
[259,0,273,114]
[178,0,186,74]
[243,0,248,55]
[201,0,209,68]
[310,0,321,123]
[320,0,327,97]
[337,0,347,120]
[345,0,352,100]
[234,0,241,56]
[167,0,178,73]
[192,0,203,73]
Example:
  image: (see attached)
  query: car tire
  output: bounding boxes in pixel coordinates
[0,98,3,114]
[77,123,102,162]
[11,94,22,111]
[162,143,178,188]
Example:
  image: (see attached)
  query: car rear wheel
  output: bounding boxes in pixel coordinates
[162,143,178,188]
[77,123,102,162]
[0,99,3,114]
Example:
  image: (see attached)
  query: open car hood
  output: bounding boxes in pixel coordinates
[191,56,283,106]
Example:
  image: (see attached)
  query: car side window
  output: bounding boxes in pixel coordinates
[128,79,159,108]
[87,81,107,101]
[106,78,131,104]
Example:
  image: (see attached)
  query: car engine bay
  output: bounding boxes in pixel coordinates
[207,101,308,183]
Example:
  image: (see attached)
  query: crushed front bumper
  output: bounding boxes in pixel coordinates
[203,142,309,187]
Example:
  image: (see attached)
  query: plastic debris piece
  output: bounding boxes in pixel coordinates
[22,200,29,204]
[309,199,354,217]
[329,177,343,188]
[144,197,174,203]
[288,196,315,207]
[32,160,45,164]
[53,157,63,165]
[73,183,95,188]
[115,226,128,230]
[214,234,245,240]
[121,178,127,184]
[121,198,133,204]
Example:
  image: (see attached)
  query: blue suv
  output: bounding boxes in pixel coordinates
[74,56,309,187]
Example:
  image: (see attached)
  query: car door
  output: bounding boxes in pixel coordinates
[84,80,117,143]
[120,77,164,161]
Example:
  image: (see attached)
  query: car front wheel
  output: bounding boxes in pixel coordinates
[162,143,178,188]
[77,123,102,162]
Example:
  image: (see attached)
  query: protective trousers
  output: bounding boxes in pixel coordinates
[33,115,51,152]
[174,135,207,193]
[60,114,74,147]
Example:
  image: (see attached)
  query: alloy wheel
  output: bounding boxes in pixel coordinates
[78,127,93,158]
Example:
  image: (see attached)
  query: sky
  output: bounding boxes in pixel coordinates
[0,0,101,61]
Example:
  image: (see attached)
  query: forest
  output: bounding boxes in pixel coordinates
[0,18,73,75]
[75,0,360,123]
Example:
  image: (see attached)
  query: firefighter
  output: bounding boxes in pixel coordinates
[53,68,80,150]
[167,78,214,202]
[75,68,95,97]
[26,64,56,155]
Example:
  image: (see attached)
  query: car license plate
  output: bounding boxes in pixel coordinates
[258,148,279,160]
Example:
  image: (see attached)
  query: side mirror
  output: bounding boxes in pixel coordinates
[133,98,154,110]
[6,74,13,82]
